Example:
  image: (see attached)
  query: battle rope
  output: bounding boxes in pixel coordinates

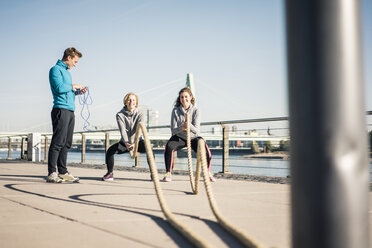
[185,113,201,194]
[185,113,263,248]
[78,88,93,131]
[128,118,263,248]
[129,123,211,248]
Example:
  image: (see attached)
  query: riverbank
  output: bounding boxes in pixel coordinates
[243,152,289,160]
[0,159,290,184]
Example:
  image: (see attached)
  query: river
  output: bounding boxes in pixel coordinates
[2,150,372,181]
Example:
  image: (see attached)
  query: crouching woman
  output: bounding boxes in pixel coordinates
[102,92,154,181]
[162,87,215,182]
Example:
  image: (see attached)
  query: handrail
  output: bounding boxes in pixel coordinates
[0,115,291,138]
[3,110,372,138]
[2,111,371,164]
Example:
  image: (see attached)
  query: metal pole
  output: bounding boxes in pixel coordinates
[221,124,230,173]
[286,1,369,248]
[81,134,86,163]
[21,137,25,160]
[44,136,48,162]
[7,137,11,160]
[105,133,110,152]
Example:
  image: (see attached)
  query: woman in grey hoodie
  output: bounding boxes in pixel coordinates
[162,87,215,182]
[102,92,153,181]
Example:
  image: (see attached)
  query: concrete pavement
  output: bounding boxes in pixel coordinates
[0,160,366,247]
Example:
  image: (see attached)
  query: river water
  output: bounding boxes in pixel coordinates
[2,150,372,181]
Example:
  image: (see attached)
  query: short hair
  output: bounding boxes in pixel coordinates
[62,47,82,61]
[175,87,195,107]
[123,92,139,108]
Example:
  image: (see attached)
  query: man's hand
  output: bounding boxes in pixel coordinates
[81,87,88,94]
[72,84,88,94]
[72,84,83,90]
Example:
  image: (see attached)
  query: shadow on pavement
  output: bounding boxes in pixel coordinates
[1,174,247,247]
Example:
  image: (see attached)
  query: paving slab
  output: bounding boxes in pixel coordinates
[0,160,369,247]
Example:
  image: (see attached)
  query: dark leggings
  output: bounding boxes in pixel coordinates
[164,135,212,173]
[105,140,154,173]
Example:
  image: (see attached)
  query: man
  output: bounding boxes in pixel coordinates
[47,47,87,183]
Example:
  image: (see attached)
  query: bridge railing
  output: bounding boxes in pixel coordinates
[1,112,370,174]
[0,116,291,173]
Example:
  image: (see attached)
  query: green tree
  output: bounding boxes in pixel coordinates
[279,140,290,151]
[264,141,273,153]
[250,140,260,154]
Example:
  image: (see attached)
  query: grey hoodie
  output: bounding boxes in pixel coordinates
[171,105,200,139]
[116,106,145,145]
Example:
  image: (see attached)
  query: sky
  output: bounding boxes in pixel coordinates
[0,0,371,133]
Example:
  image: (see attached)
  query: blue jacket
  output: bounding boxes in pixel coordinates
[49,60,75,111]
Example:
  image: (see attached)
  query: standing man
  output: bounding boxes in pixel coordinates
[47,47,87,183]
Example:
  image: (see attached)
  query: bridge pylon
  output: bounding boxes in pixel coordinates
[185,73,196,99]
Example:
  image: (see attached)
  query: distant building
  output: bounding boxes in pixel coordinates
[138,105,159,132]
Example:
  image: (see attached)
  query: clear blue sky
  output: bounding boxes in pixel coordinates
[0,0,371,132]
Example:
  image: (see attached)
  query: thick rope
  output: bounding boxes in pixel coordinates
[127,119,264,248]
[186,113,201,194]
[128,123,211,248]
[185,113,263,248]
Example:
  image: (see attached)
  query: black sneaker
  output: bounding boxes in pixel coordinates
[102,172,114,181]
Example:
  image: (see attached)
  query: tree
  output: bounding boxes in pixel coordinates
[250,140,260,154]
[264,141,273,153]
[279,140,290,151]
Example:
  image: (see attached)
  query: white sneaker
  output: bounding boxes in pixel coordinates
[46,172,62,183]
[59,172,79,182]
[161,172,172,182]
